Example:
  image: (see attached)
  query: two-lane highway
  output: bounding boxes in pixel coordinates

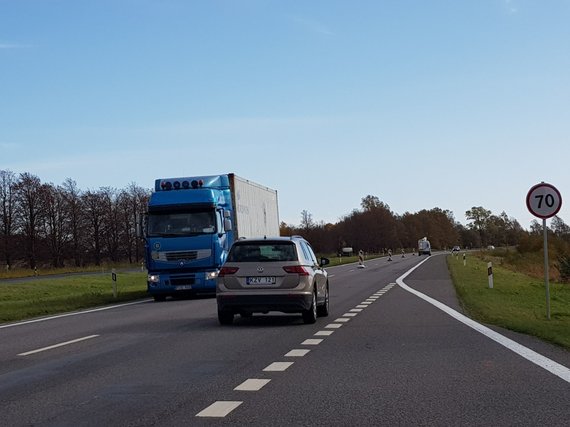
[1,254,569,426]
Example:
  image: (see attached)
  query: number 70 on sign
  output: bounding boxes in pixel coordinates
[526,183,562,219]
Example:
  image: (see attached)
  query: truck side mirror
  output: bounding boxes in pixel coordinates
[224,218,232,232]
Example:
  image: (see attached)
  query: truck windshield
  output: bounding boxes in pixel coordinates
[147,210,217,237]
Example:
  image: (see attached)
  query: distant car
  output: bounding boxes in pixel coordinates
[487,245,495,250]
[452,246,461,252]
[216,236,330,325]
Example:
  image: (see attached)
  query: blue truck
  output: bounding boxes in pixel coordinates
[144,174,280,301]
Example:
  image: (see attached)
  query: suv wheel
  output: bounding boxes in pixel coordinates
[317,283,329,317]
[302,290,317,324]
[218,308,234,325]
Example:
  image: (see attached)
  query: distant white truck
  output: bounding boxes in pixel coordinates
[418,237,431,256]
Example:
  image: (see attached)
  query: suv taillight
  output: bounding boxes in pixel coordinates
[283,266,310,276]
[219,266,239,276]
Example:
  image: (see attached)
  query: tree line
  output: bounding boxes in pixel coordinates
[280,195,529,255]
[4,170,570,275]
[0,170,149,270]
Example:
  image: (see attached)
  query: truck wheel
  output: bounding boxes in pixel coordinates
[218,308,234,325]
[302,290,317,324]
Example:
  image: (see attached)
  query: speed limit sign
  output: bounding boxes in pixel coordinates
[526,182,562,219]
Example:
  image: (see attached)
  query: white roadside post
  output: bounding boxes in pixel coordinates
[526,182,562,320]
[112,268,118,298]
[463,253,466,266]
[487,262,494,289]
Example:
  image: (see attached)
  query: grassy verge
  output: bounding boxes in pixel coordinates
[448,253,570,350]
[0,263,144,280]
[0,272,147,323]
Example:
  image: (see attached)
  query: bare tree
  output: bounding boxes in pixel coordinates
[0,170,16,269]
[42,183,70,268]
[82,189,105,266]
[62,178,84,266]
[13,173,46,269]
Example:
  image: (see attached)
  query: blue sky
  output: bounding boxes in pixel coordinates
[2,0,569,228]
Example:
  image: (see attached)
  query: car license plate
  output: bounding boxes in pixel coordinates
[175,285,193,290]
[246,276,276,285]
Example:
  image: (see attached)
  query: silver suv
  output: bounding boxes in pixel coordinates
[216,236,330,325]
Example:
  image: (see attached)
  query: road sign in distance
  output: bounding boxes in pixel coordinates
[526,183,562,219]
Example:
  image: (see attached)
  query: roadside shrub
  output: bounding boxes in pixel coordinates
[556,255,570,284]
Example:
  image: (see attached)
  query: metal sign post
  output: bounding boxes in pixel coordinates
[526,182,562,320]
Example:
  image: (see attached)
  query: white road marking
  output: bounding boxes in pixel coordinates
[397,256,570,384]
[356,305,368,309]
[350,308,363,312]
[334,317,350,323]
[302,339,323,345]
[1,300,149,329]
[325,323,343,329]
[343,312,358,317]
[361,301,373,305]
[286,349,310,357]
[263,362,293,372]
[18,335,99,356]
[315,330,334,336]
[196,401,242,417]
[234,379,271,391]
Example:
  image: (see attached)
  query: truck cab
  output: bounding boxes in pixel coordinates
[145,176,234,301]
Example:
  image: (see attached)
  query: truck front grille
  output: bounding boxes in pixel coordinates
[155,249,211,262]
[166,251,198,261]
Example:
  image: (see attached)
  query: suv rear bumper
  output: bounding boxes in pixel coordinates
[217,292,313,314]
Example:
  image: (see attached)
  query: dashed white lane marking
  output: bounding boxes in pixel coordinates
[314,330,334,336]
[344,312,358,317]
[361,301,373,305]
[302,338,323,345]
[350,308,363,312]
[334,317,350,323]
[234,379,271,391]
[18,335,99,356]
[263,362,294,372]
[397,257,570,384]
[286,349,311,357]
[356,305,368,309]
[325,323,343,329]
[196,401,242,417]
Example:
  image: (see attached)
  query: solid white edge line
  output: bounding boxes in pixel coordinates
[18,334,99,356]
[397,255,570,384]
[1,300,150,329]
[196,401,243,417]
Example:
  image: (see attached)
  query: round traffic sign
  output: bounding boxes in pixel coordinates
[526,183,562,219]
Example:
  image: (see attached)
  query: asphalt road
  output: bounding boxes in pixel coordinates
[1,254,569,426]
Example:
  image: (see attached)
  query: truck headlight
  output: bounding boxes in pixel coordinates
[148,274,160,283]
[206,271,218,280]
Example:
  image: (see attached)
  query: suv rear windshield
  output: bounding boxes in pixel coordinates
[227,242,297,262]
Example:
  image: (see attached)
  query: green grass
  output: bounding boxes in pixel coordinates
[0,263,144,280]
[448,253,570,350]
[0,272,147,323]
